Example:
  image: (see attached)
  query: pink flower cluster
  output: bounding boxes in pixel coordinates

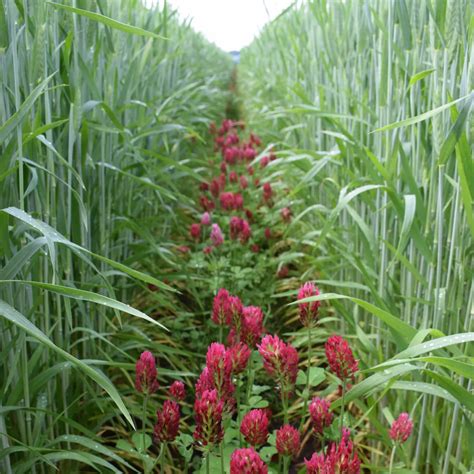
[298,282,321,327]
[230,447,267,474]
[240,409,270,446]
[229,216,251,243]
[195,343,235,409]
[210,223,224,247]
[309,397,333,436]
[154,400,180,443]
[134,351,185,445]
[305,437,360,473]
[227,342,252,375]
[389,413,413,443]
[325,335,359,382]
[135,351,159,394]
[211,289,264,349]
[186,118,294,257]
[212,288,232,325]
[193,389,224,445]
[276,424,301,458]
[257,334,299,395]
[169,380,186,401]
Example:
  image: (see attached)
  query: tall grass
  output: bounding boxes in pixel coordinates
[240,0,472,471]
[0,0,231,471]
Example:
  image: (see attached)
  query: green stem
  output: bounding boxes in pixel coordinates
[301,326,312,429]
[340,381,346,437]
[142,392,149,473]
[220,442,225,473]
[215,250,221,291]
[389,444,397,474]
[160,441,167,473]
[142,393,149,449]
[206,449,211,474]
[283,455,290,474]
[219,325,223,344]
[246,363,254,403]
[237,379,242,447]
[282,389,289,425]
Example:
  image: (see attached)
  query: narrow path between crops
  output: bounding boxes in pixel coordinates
[141,87,367,473]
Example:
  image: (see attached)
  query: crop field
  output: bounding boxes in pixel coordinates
[0,0,472,473]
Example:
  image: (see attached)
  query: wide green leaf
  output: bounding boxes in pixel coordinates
[1,207,176,293]
[373,93,473,132]
[0,299,134,428]
[292,293,416,343]
[0,280,167,330]
[47,2,166,39]
[0,74,55,143]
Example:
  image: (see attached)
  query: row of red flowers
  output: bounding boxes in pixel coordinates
[184,118,292,259]
[133,119,413,472]
[135,281,413,472]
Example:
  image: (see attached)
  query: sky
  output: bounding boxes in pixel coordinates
[142,0,295,51]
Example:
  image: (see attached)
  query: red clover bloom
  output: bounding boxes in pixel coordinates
[195,367,213,399]
[230,216,243,240]
[298,282,321,327]
[281,207,292,223]
[240,409,270,446]
[201,212,211,226]
[135,351,159,394]
[305,437,360,473]
[389,413,413,443]
[228,295,244,330]
[205,343,235,401]
[230,447,268,474]
[240,220,251,243]
[227,342,251,375]
[210,223,224,246]
[193,389,224,445]
[153,400,180,443]
[212,288,230,325]
[260,155,270,168]
[276,424,300,458]
[258,334,299,395]
[190,223,201,241]
[325,335,358,382]
[309,397,333,436]
[263,182,272,202]
[240,306,264,347]
[169,381,186,401]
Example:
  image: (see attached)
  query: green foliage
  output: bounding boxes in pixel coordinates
[0,0,232,472]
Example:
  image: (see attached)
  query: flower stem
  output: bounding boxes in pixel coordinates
[237,379,242,447]
[220,442,225,473]
[301,326,312,429]
[142,392,149,451]
[206,449,211,474]
[282,389,289,425]
[340,381,346,437]
[389,444,397,474]
[160,441,167,473]
[219,325,223,344]
[283,455,290,473]
[142,392,150,473]
[246,363,254,403]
